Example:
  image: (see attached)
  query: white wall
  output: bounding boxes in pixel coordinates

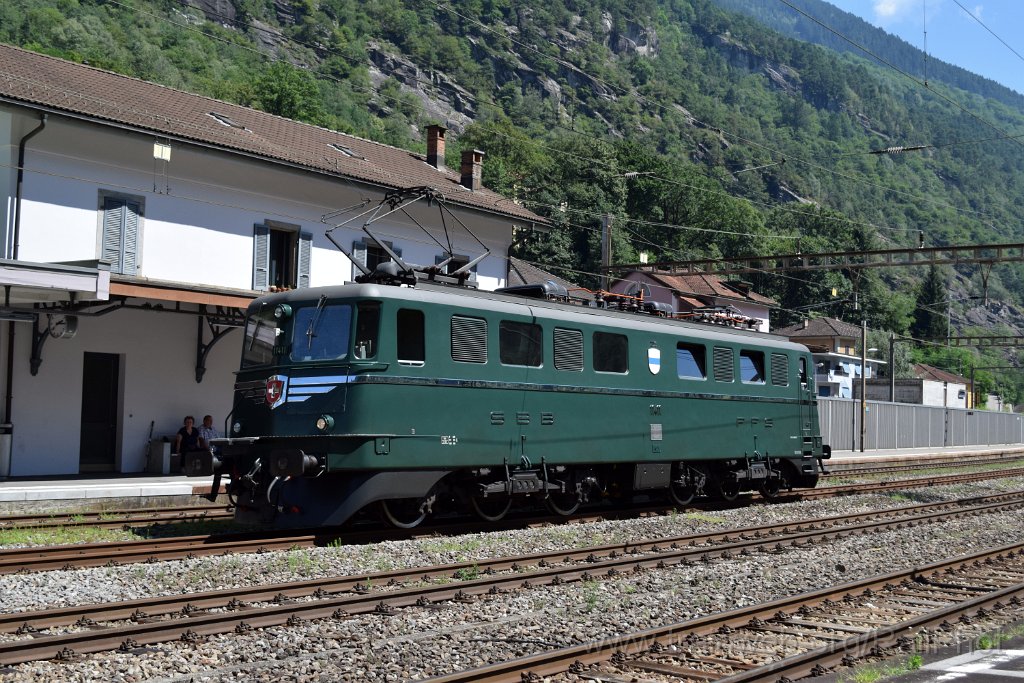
[14,117,513,292]
[0,110,14,259]
[921,380,967,408]
[9,307,236,475]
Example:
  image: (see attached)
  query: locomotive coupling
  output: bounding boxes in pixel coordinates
[270,448,320,477]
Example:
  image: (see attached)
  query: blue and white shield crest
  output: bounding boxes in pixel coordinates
[648,347,661,374]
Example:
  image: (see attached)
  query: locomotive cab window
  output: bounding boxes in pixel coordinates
[500,321,543,367]
[353,302,381,359]
[397,308,425,366]
[290,301,353,363]
[594,331,628,374]
[676,342,707,380]
[242,304,280,368]
[739,350,765,384]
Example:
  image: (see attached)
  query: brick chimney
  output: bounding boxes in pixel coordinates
[802,318,809,329]
[426,124,446,171]
[460,149,485,191]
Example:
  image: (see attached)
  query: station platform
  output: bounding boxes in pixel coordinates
[0,445,1021,513]
[0,473,220,514]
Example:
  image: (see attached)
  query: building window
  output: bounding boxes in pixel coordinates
[253,222,311,291]
[100,194,142,275]
[435,253,477,281]
[352,239,401,277]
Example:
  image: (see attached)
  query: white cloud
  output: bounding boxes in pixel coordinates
[872,0,920,24]
[973,5,984,19]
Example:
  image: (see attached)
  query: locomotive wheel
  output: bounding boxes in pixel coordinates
[379,498,428,529]
[470,494,512,522]
[758,476,783,500]
[668,479,696,507]
[717,478,741,503]
[545,491,580,516]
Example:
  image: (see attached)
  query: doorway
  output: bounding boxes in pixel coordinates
[79,352,120,472]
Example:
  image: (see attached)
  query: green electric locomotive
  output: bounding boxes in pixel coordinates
[188,272,830,528]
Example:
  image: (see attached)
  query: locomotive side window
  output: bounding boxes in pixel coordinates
[500,321,543,367]
[451,315,487,363]
[799,357,809,385]
[242,305,279,368]
[397,308,425,366]
[713,347,734,382]
[771,353,790,387]
[676,342,707,380]
[353,302,381,359]
[553,327,584,371]
[593,332,628,373]
[740,350,765,384]
[290,303,352,362]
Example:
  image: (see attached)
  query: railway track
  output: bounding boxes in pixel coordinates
[1,490,1021,666]
[0,505,232,531]
[0,459,1016,534]
[427,540,1024,683]
[823,454,1024,477]
[2,467,1024,574]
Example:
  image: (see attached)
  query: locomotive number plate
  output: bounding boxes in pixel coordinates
[441,435,459,446]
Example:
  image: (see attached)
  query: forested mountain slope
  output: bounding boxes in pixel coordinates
[4,0,1024,396]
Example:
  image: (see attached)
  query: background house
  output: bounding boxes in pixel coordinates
[610,271,775,331]
[0,45,542,477]
[861,363,970,408]
[775,317,884,398]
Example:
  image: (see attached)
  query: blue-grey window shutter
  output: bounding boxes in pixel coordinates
[253,224,270,291]
[102,197,140,275]
[297,232,312,288]
[102,198,123,271]
[122,202,139,275]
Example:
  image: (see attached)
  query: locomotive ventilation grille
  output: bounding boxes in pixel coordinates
[553,327,584,371]
[451,315,487,363]
[713,346,734,382]
[770,353,790,387]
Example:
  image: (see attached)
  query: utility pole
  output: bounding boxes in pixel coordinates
[889,331,896,402]
[600,214,612,291]
[860,319,867,453]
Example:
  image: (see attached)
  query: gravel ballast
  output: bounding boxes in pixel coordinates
[2,477,1024,682]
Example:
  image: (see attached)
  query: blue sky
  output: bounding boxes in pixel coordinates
[826,0,1024,95]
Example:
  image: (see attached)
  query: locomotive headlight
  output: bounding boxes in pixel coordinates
[232,421,242,435]
[315,415,334,432]
[273,304,292,320]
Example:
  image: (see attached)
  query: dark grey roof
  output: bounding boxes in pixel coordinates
[507,257,594,300]
[775,317,861,338]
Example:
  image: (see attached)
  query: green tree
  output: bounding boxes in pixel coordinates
[911,265,949,341]
[253,61,326,125]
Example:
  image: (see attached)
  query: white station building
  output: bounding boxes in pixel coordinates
[0,45,542,477]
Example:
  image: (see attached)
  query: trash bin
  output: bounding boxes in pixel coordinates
[0,423,11,479]
[147,439,171,475]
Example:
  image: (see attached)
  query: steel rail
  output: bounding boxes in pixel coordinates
[0,505,232,530]
[422,541,1024,683]
[0,493,1021,665]
[3,490,1018,635]
[2,467,1023,574]
[823,455,1024,477]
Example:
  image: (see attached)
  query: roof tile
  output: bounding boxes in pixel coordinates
[0,44,543,224]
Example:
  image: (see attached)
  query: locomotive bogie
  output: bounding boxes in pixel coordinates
[197,283,829,527]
